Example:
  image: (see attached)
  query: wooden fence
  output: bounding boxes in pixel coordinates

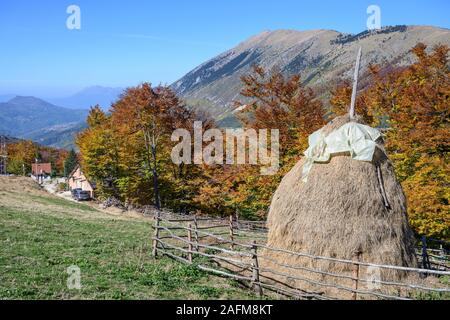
[151,212,450,300]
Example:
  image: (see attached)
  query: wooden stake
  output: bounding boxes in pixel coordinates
[352,251,361,300]
[349,47,362,119]
[187,223,193,263]
[229,214,234,250]
[193,215,199,252]
[251,240,263,297]
[229,214,235,250]
[152,210,161,257]
[421,236,431,270]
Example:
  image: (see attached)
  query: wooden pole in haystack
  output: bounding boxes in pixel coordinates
[349,47,362,119]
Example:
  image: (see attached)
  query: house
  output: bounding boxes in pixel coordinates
[32,163,52,176]
[67,165,95,198]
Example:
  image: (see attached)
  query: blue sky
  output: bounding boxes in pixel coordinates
[0,0,449,97]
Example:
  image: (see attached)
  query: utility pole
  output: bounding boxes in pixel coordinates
[0,136,7,175]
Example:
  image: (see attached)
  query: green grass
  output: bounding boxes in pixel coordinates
[27,194,98,212]
[0,188,255,300]
[410,276,450,300]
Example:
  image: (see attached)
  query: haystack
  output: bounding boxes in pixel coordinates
[263,49,418,298]
[263,115,418,298]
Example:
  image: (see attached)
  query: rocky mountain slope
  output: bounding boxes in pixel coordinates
[172,25,450,126]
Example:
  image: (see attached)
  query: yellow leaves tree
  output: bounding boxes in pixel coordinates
[331,44,450,240]
[76,106,121,198]
[7,140,38,175]
[77,85,211,212]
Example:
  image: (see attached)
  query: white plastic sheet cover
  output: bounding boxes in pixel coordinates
[301,122,382,182]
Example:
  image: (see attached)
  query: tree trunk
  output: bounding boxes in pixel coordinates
[151,144,161,210]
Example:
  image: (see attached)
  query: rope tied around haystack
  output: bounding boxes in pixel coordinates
[301,122,382,182]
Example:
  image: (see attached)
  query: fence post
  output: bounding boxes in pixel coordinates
[421,236,431,270]
[251,240,263,297]
[229,214,235,250]
[152,210,161,257]
[193,215,199,252]
[351,251,361,300]
[188,223,193,263]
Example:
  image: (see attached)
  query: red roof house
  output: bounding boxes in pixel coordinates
[32,163,52,176]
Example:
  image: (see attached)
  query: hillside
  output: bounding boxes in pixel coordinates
[21,122,87,150]
[0,135,20,144]
[172,25,450,126]
[0,96,88,149]
[0,176,255,299]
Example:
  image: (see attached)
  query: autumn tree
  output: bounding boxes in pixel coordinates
[77,85,209,211]
[330,44,449,240]
[77,106,121,198]
[5,140,68,176]
[198,65,327,219]
[110,83,194,209]
[236,65,325,159]
[7,140,38,175]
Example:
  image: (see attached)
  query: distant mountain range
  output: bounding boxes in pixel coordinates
[0,86,123,149]
[0,94,16,103]
[0,134,20,144]
[0,96,88,149]
[172,25,450,126]
[1,86,123,110]
[47,86,123,110]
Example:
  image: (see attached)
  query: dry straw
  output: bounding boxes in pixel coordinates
[264,114,418,298]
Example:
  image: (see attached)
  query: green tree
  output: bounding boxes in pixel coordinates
[64,149,78,177]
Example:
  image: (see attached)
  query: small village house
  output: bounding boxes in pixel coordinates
[31,163,52,176]
[31,162,52,184]
[67,165,95,198]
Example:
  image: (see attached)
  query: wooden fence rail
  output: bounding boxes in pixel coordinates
[151,213,450,300]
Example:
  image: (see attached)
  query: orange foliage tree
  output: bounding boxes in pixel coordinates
[197,65,326,219]
[77,84,212,213]
[330,44,449,240]
[7,140,68,176]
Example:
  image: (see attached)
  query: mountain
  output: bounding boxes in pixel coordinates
[0,135,20,144]
[0,96,88,149]
[0,94,15,103]
[21,122,87,150]
[172,25,450,126]
[47,86,123,110]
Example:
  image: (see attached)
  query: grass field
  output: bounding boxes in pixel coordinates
[0,176,255,300]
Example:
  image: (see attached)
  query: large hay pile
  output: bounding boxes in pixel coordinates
[263,115,417,298]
